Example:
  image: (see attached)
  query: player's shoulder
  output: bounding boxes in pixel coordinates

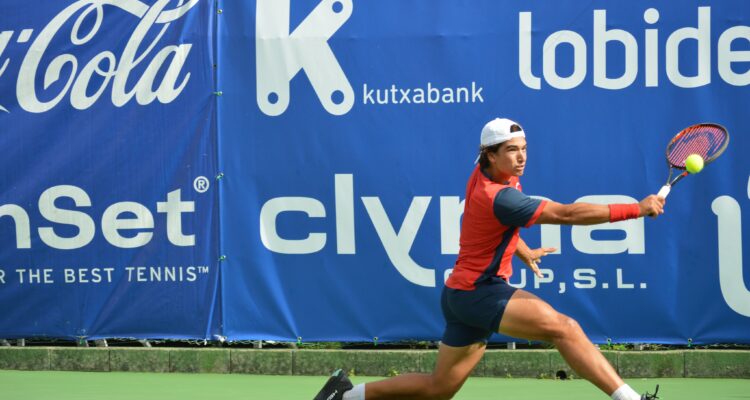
[494,186,527,206]
[493,184,544,227]
[476,172,512,199]
[493,178,542,212]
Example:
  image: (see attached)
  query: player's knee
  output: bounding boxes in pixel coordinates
[530,309,564,341]
[565,315,583,334]
[552,314,581,340]
[537,312,579,342]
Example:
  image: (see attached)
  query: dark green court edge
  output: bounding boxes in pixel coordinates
[1,371,749,400]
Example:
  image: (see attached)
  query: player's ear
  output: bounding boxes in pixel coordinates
[486,148,496,163]
[489,143,504,160]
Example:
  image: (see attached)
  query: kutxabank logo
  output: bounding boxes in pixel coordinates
[0,0,199,114]
[256,0,354,117]
[255,0,485,116]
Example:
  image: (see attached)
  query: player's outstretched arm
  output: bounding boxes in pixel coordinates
[535,195,665,226]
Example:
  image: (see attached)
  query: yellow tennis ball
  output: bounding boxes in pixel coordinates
[685,154,704,174]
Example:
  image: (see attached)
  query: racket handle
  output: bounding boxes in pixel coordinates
[657,185,671,198]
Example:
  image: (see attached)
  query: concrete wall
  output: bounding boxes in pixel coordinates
[0,348,748,378]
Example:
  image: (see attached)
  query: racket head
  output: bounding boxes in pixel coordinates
[665,123,729,169]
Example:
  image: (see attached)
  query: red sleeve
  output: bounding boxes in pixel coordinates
[525,200,547,228]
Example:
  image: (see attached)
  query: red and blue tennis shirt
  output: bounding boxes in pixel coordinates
[446,166,547,291]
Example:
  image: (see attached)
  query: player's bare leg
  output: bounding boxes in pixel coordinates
[363,341,486,400]
[499,289,623,395]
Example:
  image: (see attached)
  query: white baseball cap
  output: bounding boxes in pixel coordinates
[475,118,525,163]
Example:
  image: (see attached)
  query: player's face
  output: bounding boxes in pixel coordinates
[489,137,527,178]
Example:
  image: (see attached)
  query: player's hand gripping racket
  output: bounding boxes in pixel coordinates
[657,123,729,198]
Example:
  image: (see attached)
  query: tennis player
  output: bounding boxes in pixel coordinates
[315,118,663,400]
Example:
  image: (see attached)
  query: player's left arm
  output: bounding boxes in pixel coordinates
[494,188,554,278]
[515,238,556,278]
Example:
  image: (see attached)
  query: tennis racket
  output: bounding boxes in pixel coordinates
[657,123,729,198]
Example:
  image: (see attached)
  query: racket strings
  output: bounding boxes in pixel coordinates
[669,136,710,165]
[667,126,727,167]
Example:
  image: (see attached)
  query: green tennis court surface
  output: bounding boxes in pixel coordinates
[1,370,748,399]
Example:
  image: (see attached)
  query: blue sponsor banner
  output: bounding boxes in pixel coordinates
[1,0,749,344]
[0,0,219,339]
[218,0,750,344]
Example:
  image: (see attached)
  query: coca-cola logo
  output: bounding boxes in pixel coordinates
[0,0,199,114]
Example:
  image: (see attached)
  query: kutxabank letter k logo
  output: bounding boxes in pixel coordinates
[256,0,354,116]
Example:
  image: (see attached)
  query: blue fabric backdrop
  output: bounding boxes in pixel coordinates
[1,0,749,344]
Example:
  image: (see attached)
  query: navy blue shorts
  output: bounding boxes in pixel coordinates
[441,278,518,347]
